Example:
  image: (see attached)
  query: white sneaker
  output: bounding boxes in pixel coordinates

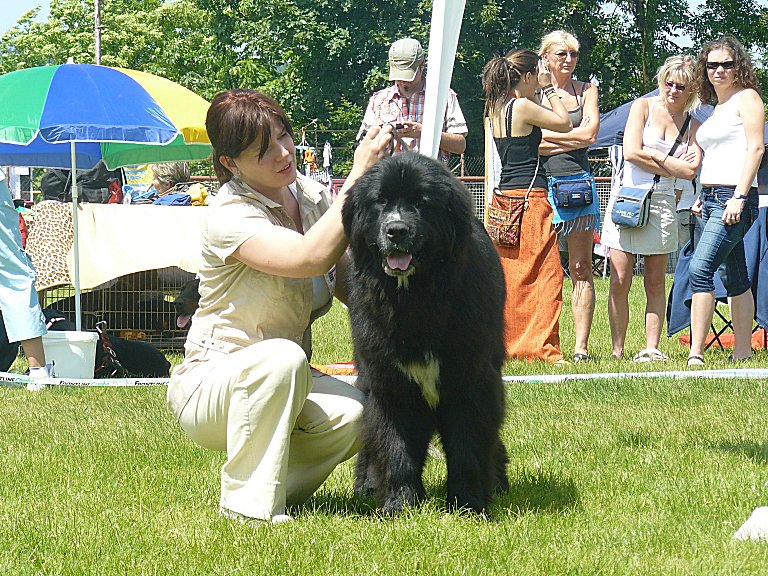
[219,506,293,525]
[26,364,53,391]
[734,506,768,542]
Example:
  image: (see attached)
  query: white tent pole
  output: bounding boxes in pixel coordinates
[420,0,466,159]
[70,142,82,331]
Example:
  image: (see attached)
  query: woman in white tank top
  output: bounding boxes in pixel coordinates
[687,35,765,366]
[602,56,702,362]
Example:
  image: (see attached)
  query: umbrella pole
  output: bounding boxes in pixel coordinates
[70,142,82,331]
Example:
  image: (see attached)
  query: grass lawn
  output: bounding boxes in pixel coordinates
[2,278,768,574]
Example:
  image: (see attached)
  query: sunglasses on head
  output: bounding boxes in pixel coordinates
[706,60,735,70]
[664,80,687,91]
[553,50,579,58]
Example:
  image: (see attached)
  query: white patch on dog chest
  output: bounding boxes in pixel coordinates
[397,355,440,408]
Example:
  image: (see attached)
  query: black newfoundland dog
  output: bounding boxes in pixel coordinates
[342,152,509,515]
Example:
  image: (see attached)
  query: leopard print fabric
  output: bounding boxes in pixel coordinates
[26,200,74,290]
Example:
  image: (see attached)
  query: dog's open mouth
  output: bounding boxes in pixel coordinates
[384,250,415,277]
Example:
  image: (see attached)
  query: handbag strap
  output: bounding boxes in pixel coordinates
[652,112,692,185]
[523,156,539,210]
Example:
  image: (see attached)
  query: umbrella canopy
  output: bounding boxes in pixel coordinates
[0,64,211,169]
[0,63,213,331]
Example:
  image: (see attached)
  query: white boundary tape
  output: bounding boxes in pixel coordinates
[325,369,768,386]
[0,371,169,388]
[1,368,767,389]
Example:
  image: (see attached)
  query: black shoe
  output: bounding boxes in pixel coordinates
[573,353,591,363]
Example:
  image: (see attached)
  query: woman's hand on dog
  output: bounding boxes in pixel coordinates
[348,125,394,181]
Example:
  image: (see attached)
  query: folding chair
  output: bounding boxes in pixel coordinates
[667,204,768,351]
[592,231,609,278]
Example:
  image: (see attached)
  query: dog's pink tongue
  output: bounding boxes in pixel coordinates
[387,252,412,270]
[177,314,193,329]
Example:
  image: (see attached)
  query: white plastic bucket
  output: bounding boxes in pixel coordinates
[42,331,99,379]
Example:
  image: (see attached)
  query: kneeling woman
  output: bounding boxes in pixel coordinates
[167,90,392,523]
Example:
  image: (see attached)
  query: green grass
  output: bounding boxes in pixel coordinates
[2,278,768,574]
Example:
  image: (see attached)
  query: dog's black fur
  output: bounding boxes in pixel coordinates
[342,153,509,516]
[173,277,200,329]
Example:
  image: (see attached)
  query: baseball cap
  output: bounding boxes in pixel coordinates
[388,38,425,82]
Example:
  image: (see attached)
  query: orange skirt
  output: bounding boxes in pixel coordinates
[493,189,563,362]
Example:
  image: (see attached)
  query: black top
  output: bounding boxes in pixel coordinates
[493,99,547,190]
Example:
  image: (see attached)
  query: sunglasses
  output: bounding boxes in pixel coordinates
[664,80,687,91]
[706,60,735,70]
[553,50,579,59]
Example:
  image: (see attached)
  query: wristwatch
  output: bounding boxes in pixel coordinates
[733,193,748,200]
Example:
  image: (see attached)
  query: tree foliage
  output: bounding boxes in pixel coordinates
[0,0,765,158]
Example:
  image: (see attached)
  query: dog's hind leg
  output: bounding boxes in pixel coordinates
[354,447,377,498]
[494,438,510,494]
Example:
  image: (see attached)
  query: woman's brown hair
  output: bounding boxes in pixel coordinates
[695,35,760,105]
[205,90,294,184]
[481,49,538,118]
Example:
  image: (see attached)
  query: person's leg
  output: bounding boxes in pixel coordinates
[688,187,741,361]
[689,291,716,359]
[285,370,364,506]
[608,248,635,358]
[729,290,755,360]
[176,339,313,521]
[641,253,670,351]
[21,337,46,368]
[566,228,596,358]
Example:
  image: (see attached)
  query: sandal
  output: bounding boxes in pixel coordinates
[687,355,705,367]
[632,348,670,363]
[726,354,751,363]
[573,353,591,363]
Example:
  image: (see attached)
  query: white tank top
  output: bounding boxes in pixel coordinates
[697,90,757,187]
[621,100,687,197]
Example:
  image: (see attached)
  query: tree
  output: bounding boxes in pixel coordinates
[0,0,224,97]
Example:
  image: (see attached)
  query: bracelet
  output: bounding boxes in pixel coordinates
[543,86,557,98]
[733,193,748,200]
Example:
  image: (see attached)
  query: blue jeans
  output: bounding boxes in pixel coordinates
[688,186,759,295]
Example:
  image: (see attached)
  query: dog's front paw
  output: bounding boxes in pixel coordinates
[380,485,423,516]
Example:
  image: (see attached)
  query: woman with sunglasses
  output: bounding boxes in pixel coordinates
[482,48,572,363]
[602,55,702,361]
[687,36,764,366]
[537,30,601,363]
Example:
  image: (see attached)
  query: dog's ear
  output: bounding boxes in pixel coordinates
[444,178,473,255]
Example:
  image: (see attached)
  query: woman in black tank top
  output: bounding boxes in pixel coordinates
[482,49,572,363]
[538,30,601,363]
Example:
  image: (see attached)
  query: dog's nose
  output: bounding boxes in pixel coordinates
[385,221,410,243]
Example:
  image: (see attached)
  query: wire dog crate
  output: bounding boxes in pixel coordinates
[41,267,194,350]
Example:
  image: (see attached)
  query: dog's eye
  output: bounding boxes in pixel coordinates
[375,197,388,207]
[416,196,429,207]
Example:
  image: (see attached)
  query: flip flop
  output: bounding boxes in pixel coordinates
[687,355,705,367]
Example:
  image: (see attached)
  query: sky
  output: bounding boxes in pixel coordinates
[0,0,51,36]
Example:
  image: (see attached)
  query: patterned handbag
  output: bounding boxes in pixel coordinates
[486,157,539,248]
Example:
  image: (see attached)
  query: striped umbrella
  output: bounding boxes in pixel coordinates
[0,63,212,329]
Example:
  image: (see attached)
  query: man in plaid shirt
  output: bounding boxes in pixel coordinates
[357,38,467,162]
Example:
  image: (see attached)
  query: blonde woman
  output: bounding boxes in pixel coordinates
[538,30,601,362]
[482,49,572,363]
[688,36,764,366]
[602,56,702,361]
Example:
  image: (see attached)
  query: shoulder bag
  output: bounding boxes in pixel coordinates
[611,113,691,229]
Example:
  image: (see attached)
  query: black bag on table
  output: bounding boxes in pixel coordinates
[41,162,123,203]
